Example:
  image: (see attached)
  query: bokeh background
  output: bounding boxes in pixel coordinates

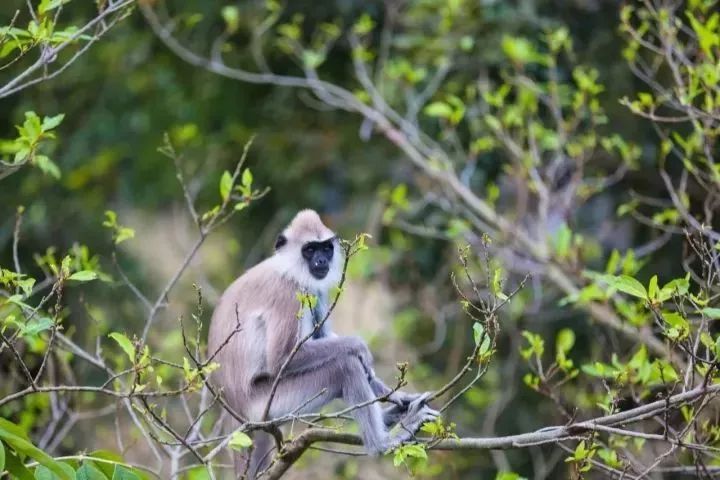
[0,0,703,478]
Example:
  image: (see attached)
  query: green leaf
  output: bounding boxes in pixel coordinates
[658,276,690,301]
[221,6,240,33]
[68,271,98,282]
[38,0,68,15]
[0,419,72,480]
[115,227,135,245]
[5,450,34,480]
[663,313,689,340]
[496,473,528,480]
[241,168,253,188]
[424,102,453,118]
[33,155,61,179]
[76,463,109,480]
[473,322,491,357]
[603,275,648,299]
[102,210,117,228]
[556,328,575,354]
[14,147,31,164]
[302,50,325,69]
[628,345,648,370]
[597,448,622,468]
[86,451,124,479]
[219,170,232,201]
[701,308,720,319]
[229,431,253,451]
[41,114,64,131]
[0,440,4,473]
[353,13,375,35]
[111,466,141,480]
[23,111,42,139]
[0,418,30,440]
[501,35,546,65]
[21,317,53,337]
[34,465,55,480]
[108,333,135,362]
[490,267,508,300]
[648,275,658,300]
[401,443,427,459]
[552,223,572,258]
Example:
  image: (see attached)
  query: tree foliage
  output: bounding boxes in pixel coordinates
[2,0,720,479]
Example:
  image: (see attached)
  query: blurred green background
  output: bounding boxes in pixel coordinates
[0,1,684,478]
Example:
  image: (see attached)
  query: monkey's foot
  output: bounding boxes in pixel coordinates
[383,391,436,427]
[386,394,440,449]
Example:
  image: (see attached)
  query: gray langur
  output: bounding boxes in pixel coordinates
[208,209,437,477]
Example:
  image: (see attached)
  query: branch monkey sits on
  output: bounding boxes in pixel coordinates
[209,209,437,477]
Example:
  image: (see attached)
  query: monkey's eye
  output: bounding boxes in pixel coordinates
[323,243,333,253]
[275,234,287,250]
[302,244,315,259]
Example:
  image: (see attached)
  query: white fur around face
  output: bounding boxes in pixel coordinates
[266,238,343,294]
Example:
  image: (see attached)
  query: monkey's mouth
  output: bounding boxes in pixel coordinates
[310,265,329,279]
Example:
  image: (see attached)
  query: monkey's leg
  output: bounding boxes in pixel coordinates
[244,430,274,479]
[269,338,438,449]
[283,337,437,425]
[287,337,433,404]
[259,352,394,455]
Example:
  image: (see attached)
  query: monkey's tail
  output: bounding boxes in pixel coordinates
[235,430,274,479]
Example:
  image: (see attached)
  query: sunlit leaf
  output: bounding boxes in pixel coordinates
[41,114,64,131]
[229,431,253,451]
[221,6,240,33]
[556,329,575,354]
[701,308,720,319]
[0,419,72,480]
[219,170,232,201]
[108,333,135,362]
[68,271,98,282]
[602,275,648,299]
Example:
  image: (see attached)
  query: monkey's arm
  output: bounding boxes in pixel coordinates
[265,315,299,377]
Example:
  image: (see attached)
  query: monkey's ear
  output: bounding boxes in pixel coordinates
[274,234,287,250]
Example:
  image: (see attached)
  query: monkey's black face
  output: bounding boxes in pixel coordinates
[302,239,334,279]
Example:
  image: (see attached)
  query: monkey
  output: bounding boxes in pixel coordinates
[208,209,438,478]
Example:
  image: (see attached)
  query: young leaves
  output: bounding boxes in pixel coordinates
[102,211,135,245]
[219,170,232,201]
[228,431,253,451]
[108,333,135,363]
[68,271,98,282]
[0,419,74,480]
[473,322,492,361]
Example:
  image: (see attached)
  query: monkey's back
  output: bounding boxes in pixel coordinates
[208,259,301,418]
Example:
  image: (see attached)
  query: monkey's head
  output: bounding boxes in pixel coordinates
[273,209,343,290]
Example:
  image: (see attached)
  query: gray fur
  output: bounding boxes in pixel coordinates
[208,210,437,479]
